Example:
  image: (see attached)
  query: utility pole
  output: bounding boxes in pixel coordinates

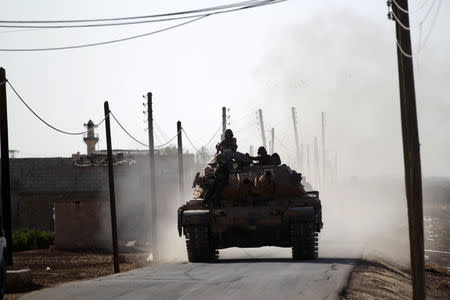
[314,137,320,188]
[249,145,254,157]
[258,109,267,148]
[177,121,184,200]
[103,101,119,273]
[0,67,12,266]
[221,107,226,140]
[390,1,425,298]
[306,144,311,180]
[146,92,157,259]
[270,128,275,153]
[291,107,301,169]
[321,112,326,186]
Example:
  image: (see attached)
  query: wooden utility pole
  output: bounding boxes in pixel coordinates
[391,1,425,298]
[221,107,227,140]
[270,128,275,153]
[103,101,119,273]
[177,121,184,200]
[321,112,326,186]
[258,109,267,148]
[0,68,12,266]
[314,137,320,188]
[146,92,157,258]
[291,107,301,169]
[306,144,311,180]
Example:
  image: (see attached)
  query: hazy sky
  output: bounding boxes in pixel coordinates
[1,0,449,178]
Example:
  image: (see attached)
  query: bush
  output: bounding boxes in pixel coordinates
[12,228,54,252]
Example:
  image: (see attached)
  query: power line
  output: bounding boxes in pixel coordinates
[6,80,105,135]
[111,112,180,148]
[417,0,442,53]
[0,0,265,24]
[0,0,285,52]
[205,125,222,147]
[0,0,278,29]
[182,128,201,154]
[396,39,413,58]
[0,16,208,52]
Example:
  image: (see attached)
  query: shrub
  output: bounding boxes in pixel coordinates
[12,228,54,252]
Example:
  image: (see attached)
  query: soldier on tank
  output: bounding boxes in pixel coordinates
[216,129,237,153]
[246,146,274,166]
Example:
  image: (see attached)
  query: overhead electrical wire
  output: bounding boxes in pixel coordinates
[111,112,180,148]
[0,0,285,52]
[0,16,207,52]
[182,128,201,154]
[417,0,443,53]
[0,0,277,29]
[0,0,266,24]
[6,79,106,135]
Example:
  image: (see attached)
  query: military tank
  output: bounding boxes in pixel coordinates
[177,151,323,262]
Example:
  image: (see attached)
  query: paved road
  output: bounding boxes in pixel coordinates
[22,247,358,300]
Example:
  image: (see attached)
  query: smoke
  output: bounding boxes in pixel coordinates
[108,11,448,264]
[244,11,450,262]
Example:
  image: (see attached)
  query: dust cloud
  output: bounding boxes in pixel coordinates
[114,11,448,264]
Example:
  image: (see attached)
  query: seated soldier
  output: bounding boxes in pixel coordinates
[246,146,274,166]
[216,129,237,154]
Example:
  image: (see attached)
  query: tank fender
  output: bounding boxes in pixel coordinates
[182,210,210,228]
[285,206,315,223]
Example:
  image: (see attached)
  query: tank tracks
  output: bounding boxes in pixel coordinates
[290,223,318,260]
[185,226,218,262]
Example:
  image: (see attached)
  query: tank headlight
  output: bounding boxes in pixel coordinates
[232,162,238,169]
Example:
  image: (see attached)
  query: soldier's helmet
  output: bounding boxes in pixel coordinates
[257,146,267,155]
[224,129,234,138]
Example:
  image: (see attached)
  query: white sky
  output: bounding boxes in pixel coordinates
[1,0,449,179]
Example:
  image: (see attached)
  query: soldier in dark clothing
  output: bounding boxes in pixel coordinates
[216,129,237,153]
[246,146,274,166]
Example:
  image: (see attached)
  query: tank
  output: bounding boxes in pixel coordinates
[177,151,323,262]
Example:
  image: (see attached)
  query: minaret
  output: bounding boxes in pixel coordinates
[83,120,99,155]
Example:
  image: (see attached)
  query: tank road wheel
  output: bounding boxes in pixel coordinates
[185,226,217,262]
[290,223,318,261]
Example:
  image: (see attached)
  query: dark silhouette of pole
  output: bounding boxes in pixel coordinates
[0,67,12,266]
[221,107,226,140]
[177,121,184,199]
[321,112,326,186]
[258,109,266,148]
[392,1,425,298]
[314,137,320,188]
[103,101,119,273]
[306,144,311,180]
[291,107,301,169]
[146,92,157,259]
[270,128,275,153]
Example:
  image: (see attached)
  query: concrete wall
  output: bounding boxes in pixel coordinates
[0,153,196,237]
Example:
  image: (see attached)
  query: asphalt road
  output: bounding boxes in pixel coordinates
[22,247,358,300]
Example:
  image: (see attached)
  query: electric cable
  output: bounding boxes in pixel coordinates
[6,80,105,135]
[0,16,207,52]
[0,0,277,29]
[0,80,7,86]
[396,39,413,58]
[391,10,411,30]
[0,0,285,52]
[205,125,222,147]
[417,0,442,53]
[0,0,265,24]
[111,112,180,148]
[392,0,409,14]
[181,128,201,154]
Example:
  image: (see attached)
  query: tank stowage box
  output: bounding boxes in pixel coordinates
[177,154,323,262]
